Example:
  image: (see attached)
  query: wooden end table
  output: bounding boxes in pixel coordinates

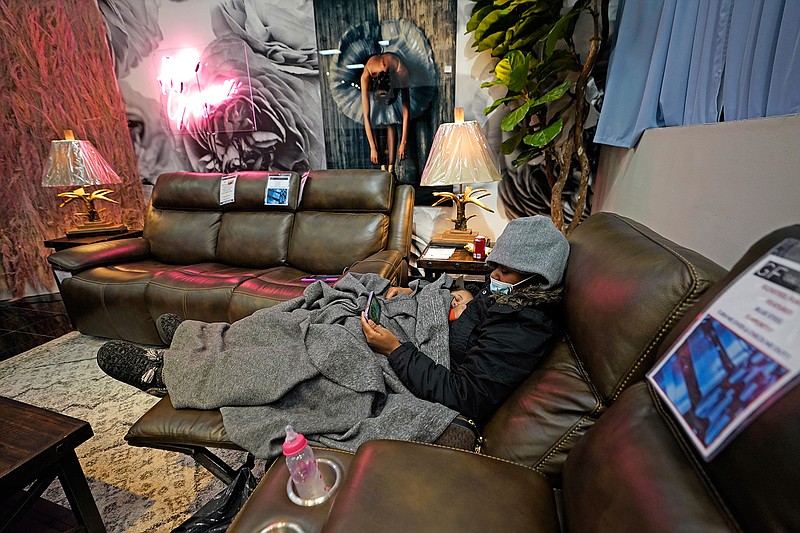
[0,396,105,532]
[43,229,143,252]
[418,246,492,282]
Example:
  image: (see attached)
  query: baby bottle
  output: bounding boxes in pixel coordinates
[283,425,327,500]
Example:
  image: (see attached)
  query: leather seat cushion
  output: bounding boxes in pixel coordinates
[216,211,293,267]
[62,260,177,344]
[228,266,320,322]
[146,263,266,322]
[288,212,387,274]
[564,214,727,401]
[144,210,221,264]
[482,342,601,478]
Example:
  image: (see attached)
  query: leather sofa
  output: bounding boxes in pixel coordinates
[226,217,800,533]
[48,169,413,345]
[126,212,722,481]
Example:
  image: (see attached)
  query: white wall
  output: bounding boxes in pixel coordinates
[594,114,800,269]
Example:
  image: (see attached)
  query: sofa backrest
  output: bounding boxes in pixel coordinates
[144,169,405,273]
[564,213,728,401]
[482,213,728,478]
[289,170,395,274]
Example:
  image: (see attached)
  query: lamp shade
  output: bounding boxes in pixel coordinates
[41,139,122,187]
[419,118,502,187]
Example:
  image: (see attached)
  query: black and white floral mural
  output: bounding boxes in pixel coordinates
[99,0,586,220]
[99,0,324,199]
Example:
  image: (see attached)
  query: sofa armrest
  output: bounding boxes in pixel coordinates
[321,440,559,533]
[47,237,152,273]
[562,382,737,532]
[345,249,404,282]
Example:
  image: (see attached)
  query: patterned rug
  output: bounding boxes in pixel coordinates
[0,332,260,532]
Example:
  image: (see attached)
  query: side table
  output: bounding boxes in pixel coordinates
[418,246,492,282]
[44,229,143,252]
[0,396,105,532]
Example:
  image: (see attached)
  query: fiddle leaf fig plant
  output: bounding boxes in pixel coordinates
[468,0,607,235]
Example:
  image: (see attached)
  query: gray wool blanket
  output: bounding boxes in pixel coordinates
[162,273,459,460]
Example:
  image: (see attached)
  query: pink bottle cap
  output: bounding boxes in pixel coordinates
[282,426,308,456]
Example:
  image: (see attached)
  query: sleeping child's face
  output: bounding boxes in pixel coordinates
[450,289,474,321]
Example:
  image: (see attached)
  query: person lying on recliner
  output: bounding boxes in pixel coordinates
[361,215,569,424]
[96,215,569,427]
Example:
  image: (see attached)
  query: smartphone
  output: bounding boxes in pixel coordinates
[365,291,381,324]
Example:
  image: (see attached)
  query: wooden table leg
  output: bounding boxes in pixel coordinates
[57,451,106,533]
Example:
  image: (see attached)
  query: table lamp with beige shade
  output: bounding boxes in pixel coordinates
[41,130,127,236]
[420,108,502,245]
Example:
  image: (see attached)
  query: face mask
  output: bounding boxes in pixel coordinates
[490,275,533,295]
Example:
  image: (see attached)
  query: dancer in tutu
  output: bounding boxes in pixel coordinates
[328,20,437,176]
[360,52,411,173]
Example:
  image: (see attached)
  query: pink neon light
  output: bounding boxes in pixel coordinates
[157,49,201,93]
[157,48,241,130]
[166,79,241,129]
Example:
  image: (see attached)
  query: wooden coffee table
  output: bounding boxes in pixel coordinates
[0,396,105,532]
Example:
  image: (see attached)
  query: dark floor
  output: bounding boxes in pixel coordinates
[0,293,74,362]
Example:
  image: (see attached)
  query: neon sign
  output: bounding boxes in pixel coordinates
[157,48,240,130]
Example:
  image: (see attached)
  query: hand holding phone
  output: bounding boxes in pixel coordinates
[365,291,381,324]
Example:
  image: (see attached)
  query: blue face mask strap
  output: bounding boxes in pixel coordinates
[490,274,535,294]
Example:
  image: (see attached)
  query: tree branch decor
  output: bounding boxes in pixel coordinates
[467,0,607,235]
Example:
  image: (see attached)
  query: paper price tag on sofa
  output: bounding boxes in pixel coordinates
[648,238,800,460]
[220,174,237,205]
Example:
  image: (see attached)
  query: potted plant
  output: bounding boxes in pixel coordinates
[467,0,607,235]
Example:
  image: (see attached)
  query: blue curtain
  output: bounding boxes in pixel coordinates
[594,0,800,148]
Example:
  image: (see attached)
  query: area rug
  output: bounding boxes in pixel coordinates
[0,331,260,532]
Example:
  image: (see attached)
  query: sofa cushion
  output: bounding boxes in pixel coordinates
[144,209,221,264]
[216,212,293,267]
[146,263,266,322]
[481,342,600,477]
[300,169,393,211]
[288,212,388,274]
[125,396,239,449]
[60,260,176,345]
[321,440,559,533]
[565,213,727,401]
[150,172,231,209]
[228,266,318,322]
[482,213,727,478]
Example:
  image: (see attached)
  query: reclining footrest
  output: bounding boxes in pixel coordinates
[125,395,244,483]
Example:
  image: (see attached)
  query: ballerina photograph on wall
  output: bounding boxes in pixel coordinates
[327,19,437,186]
[314,0,456,205]
[361,52,411,175]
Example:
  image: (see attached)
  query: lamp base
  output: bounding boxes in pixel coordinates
[430,228,475,246]
[67,221,128,237]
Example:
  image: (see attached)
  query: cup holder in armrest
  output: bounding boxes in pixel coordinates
[259,521,307,533]
[286,457,343,507]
